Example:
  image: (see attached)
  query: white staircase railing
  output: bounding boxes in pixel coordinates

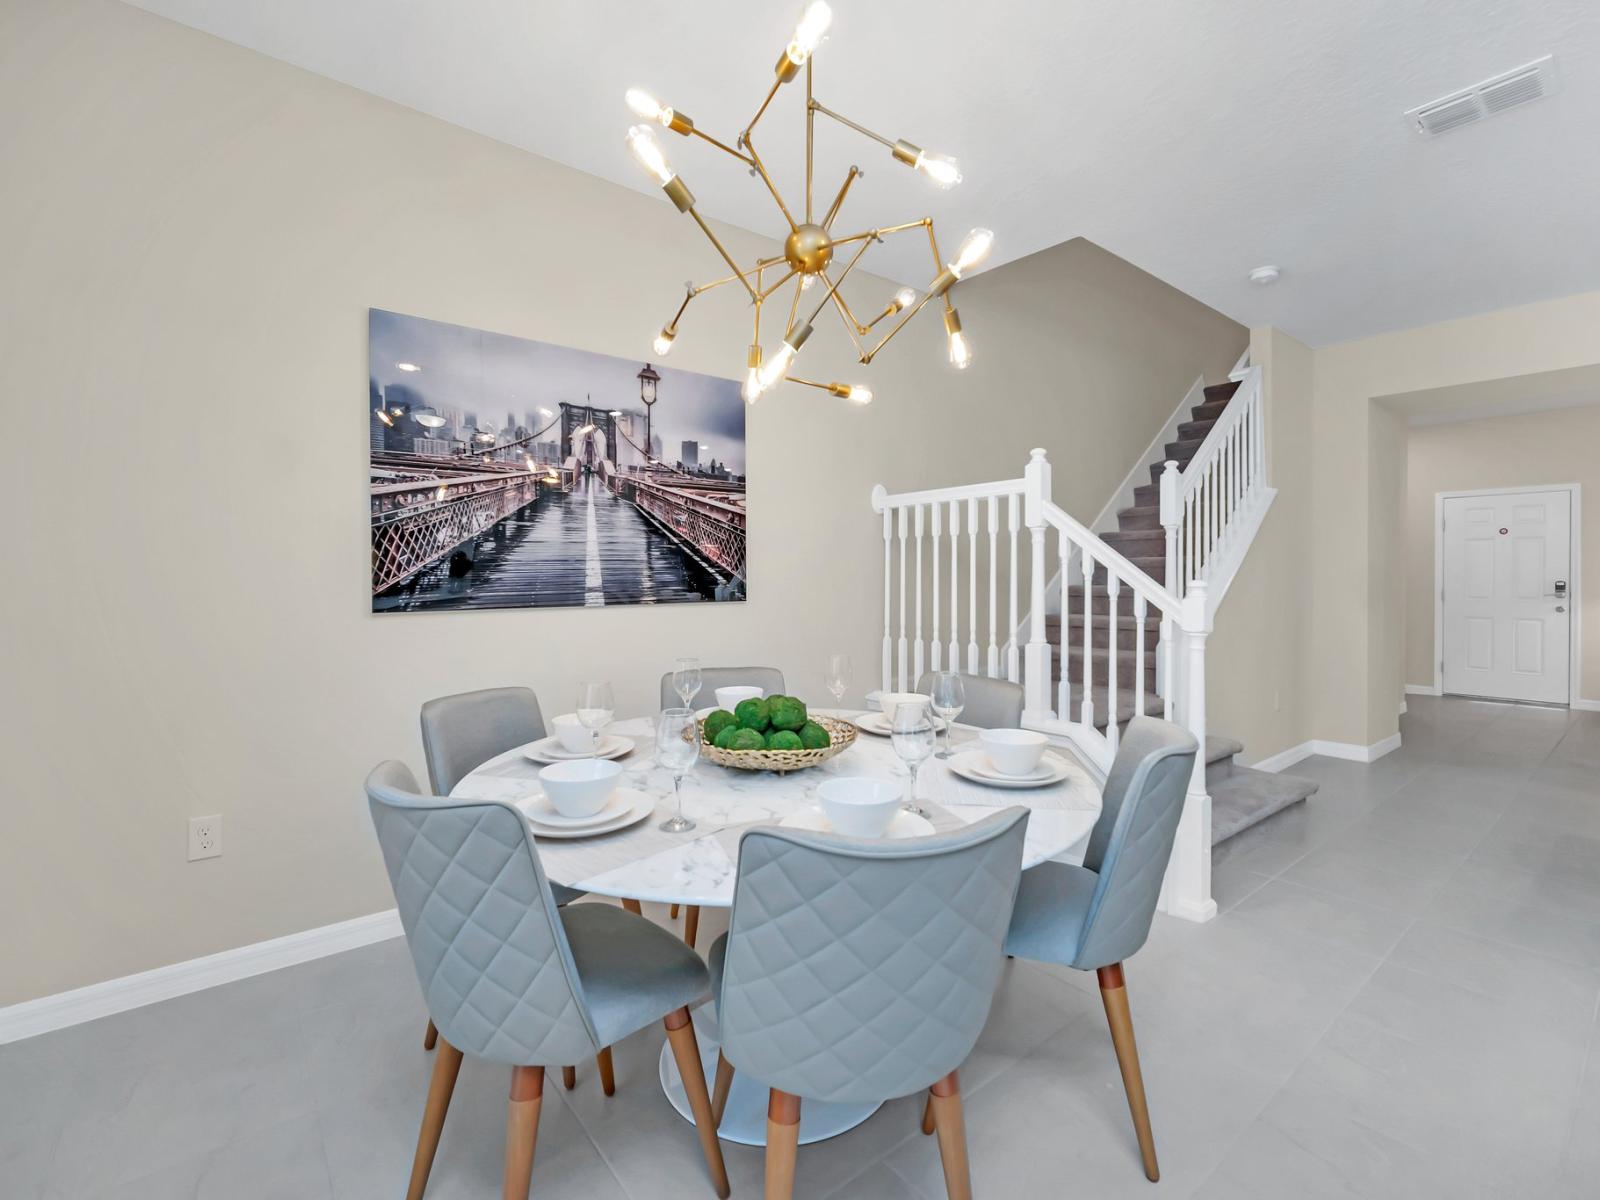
[1161,354,1269,611]
[871,450,1216,922]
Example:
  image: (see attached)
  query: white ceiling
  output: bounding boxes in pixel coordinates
[1379,363,1600,425]
[124,0,1600,347]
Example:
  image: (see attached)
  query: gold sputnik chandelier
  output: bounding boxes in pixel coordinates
[625,1,992,406]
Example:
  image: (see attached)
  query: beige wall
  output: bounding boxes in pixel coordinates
[1405,405,1600,700]
[1307,290,1600,748]
[1,0,1243,1005]
[1206,328,1317,764]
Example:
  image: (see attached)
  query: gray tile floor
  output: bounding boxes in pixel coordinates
[5,695,1599,1198]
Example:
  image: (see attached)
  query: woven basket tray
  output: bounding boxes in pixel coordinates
[699,712,858,774]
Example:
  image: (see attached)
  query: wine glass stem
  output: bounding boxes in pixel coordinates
[673,774,683,818]
[907,763,919,807]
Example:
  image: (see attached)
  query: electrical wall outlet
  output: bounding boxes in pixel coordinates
[188,815,222,861]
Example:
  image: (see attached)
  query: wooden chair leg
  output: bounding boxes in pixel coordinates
[711,1051,734,1127]
[405,1037,463,1200]
[597,1046,616,1097]
[928,1071,972,1200]
[671,903,681,919]
[665,1007,731,1199]
[765,1089,801,1200]
[561,1065,576,1090]
[1098,962,1160,1182]
[921,1093,936,1135]
[621,897,643,916]
[504,1065,544,1200]
[684,905,701,949]
[423,1019,438,1051]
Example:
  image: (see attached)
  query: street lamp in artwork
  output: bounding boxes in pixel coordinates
[637,361,661,466]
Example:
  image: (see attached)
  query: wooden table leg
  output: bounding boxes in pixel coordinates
[684,905,701,949]
[621,897,643,916]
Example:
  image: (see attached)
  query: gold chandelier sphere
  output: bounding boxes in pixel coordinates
[625,1,994,405]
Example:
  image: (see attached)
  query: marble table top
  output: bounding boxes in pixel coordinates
[451,711,1103,907]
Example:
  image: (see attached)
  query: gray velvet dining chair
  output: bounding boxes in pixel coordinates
[656,665,786,946]
[914,671,1024,730]
[948,715,1197,1183]
[419,686,598,1090]
[365,761,730,1200]
[705,807,1030,1200]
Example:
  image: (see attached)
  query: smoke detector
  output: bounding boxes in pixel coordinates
[1406,55,1559,137]
[1248,266,1281,286]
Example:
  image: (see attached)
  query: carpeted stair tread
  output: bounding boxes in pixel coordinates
[1203,380,1241,403]
[1116,504,1162,531]
[1177,418,1220,441]
[1209,767,1320,844]
[1206,734,1244,765]
[1190,398,1230,422]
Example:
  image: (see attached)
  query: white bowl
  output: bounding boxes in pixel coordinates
[538,758,623,818]
[878,692,930,724]
[816,777,902,838]
[715,685,763,711]
[979,728,1049,777]
[551,713,593,753]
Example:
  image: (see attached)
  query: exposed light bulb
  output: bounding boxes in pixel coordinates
[785,1,833,67]
[948,329,972,370]
[413,409,446,429]
[914,151,962,189]
[625,88,673,127]
[757,342,796,390]
[373,408,394,427]
[742,367,763,403]
[396,362,421,372]
[800,273,818,291]
[948,228,994,278]
[625,124,675,186]
[653,327,676,356]
[893,287,916,310]
[842,384,872,405]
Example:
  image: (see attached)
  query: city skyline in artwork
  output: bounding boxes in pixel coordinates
[369,309,747,612]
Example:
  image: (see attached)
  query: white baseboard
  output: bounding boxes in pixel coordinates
[0,909,402,1045]
[1162,896,1219,924]
[1573,698,1600,712]
[1251,733,1402,770]
[1405,684,1442,697]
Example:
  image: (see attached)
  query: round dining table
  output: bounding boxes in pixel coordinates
[451,710,1103,1147]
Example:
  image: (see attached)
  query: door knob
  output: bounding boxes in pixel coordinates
[1556,606,1566,613]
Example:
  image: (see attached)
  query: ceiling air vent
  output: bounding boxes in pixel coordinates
[1406,55,1558,136]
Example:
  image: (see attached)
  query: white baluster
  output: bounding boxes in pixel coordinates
[1022,450,1053,723]
[1057,537,1071,718]
[966,497,980,673]
[948,499,961,672]
[986,495,1000,677]
[1006,493,1021,683]
[1106,572,1120,755]
[913,504,925,687]
[930,502,942,674]
[1160,611,1174,705]
[877,491,892,695]
[897,506,908,691]
[1080,552,1095,730]
[1160,460,1180,602]
[1134,592,1147,717]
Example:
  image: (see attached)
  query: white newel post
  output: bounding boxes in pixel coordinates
[1162,580,1216,922]
[1022,449,1053,723]
[1157,460,1181,699]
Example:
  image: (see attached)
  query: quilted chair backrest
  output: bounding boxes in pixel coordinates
[1072,717,1198,971]
[420,687,547,796]
[364,761,599,1066]
[658,666,786,712]
[718,807,1029,1104]
[914,671,1024,730]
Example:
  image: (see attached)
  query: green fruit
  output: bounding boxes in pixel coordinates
[734,697,771,732]
[727,727,766,751]
[713,725,744,750]
[765,730,803,751]
[704,710,738,742]
[767,695,807,732]
[797,720,830,750]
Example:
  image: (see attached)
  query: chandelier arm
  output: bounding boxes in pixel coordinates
[863,286,943,363]
[819,269,871,345]
[745,77,784,139]
[685,125,755,167]
[784,376,834,393]
[820,166,861,231]
[742,135,799,231]
[805,59,814,222]
[926,221,945,274]
[808,100,895,151]
[802,236,872,329]
[685,208,761,301]
[758,267,800,301]
[783,274,805,338]
[828,219,928,251]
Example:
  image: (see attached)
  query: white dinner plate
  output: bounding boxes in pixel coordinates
[778,806,936,839]
[522,734,634,764]
[518,788,655,839]
[947,749,1072,789]
[850,712,946,738]
[519,790,634,829]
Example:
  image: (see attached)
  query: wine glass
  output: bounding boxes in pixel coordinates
[890,698,936,819]
[672,657,703,709]
[929,671,965,759]
[825,652,852,708]
[656,707,700,833]
[575,681,614,756]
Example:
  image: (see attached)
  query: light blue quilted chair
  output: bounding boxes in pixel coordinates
[914,671,1024,730]
[365,761,730,1200]
[705,807,1030,1200]
[991,715,1198,1183]
[656,666,785,947]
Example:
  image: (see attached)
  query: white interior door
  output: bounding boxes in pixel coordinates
[1441,489,1571,704]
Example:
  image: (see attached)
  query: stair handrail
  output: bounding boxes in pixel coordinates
[1160,354,1267,604]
